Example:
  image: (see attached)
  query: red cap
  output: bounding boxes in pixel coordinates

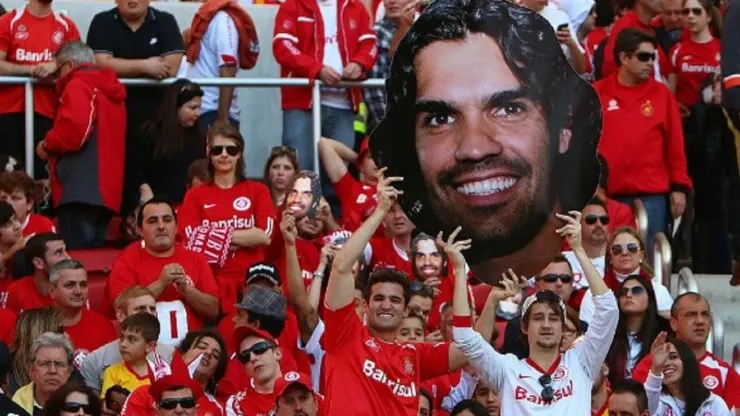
[274,371,314,398]
[148,354,204,402]
[232,326,278,354]
[355,136,370,167]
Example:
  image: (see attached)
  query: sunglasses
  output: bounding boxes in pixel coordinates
[159,397,197,410]
[682,7,703,15]
[62,402,92,414]
[610,242,640,255]
[634,51,657,62]
[584,214,610,225]
[619,285,646,297]
[539,375,555,403]
[238,341,274,364]
[209,145,240,157]
[539,273,573,284]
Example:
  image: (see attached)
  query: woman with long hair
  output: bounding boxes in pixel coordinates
[178,122,277,315]
[605,274,669,384]
[9,308,64,394]
[646,333,732,415]
[262,145,299,206]
[42,383,101,416]
[138,79,206,205]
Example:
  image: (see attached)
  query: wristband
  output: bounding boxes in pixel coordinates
[312,271,324,280]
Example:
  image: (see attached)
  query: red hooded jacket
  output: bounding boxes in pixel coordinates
[272,0,377,112]
[44,64,126,213]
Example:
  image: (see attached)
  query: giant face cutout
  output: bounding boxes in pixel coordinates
[284,171,322,220]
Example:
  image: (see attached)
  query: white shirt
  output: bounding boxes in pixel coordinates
[562,251,605,290]
[187,11,240,119]
[453,292,619,415]
[537,4,584,63]
[579,274,674,324]
[549,0,594,32]
[646,371,733,416]
[298,319,326,392]
[317,0,351,109]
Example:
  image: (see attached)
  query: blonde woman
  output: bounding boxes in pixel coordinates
[9,308,64,394]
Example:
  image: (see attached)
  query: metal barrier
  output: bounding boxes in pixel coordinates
[676,266,699,295]
[734,343,740,374]
[676,267,725,357]
[0,76,386,176]
[633,199,649,245]
[653,232,672,290]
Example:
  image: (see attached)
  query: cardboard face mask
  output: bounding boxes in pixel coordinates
[370,0,602,284]
[285,171,322,219]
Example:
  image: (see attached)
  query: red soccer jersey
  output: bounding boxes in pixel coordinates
[122,384,223,416]
[333,173,384,238]
[108,243,220,345]
[0,8,80,118]
[421,370,462,415]
[668,37,721,107]
[5,276,55,314]
[264,215,322,294]
[322,302,451,416]
[65,308,117,369]
[22,213,55,237]
[426,267,475,331]
[225,381,276,416]
[0,307,16,346]
[178,181,277,315]
[367,237,413,277]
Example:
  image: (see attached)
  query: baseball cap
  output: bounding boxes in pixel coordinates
[245,262,281,287]
[234,285,287,321]
[232,326,278,353]
[274,371,314,398]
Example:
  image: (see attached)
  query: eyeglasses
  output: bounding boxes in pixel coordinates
[238,341,274,364]
[62,402,92,414]
[538,274,573,284]
[159,397,197,410]
[210,145,240,157]
[682,7,703,15]
[634,51,657,62]
[618,285,646,297]
[610,242,640,255]
[35,360,69,370]
[538,375,554,403]
[584,214,610,225]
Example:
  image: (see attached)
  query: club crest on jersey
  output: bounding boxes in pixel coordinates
[403,356,415,376]
[640,100,654,117]
[703,375,719,389]
[233,197,252,212]
[52,31,65,45]
[73,349,91,369]
[607,99,619,111]
[552,366,569,381]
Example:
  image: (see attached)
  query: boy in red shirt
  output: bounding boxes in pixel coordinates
[0,171,55,236]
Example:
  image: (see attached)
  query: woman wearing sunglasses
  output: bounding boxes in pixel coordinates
[646,333,732,415]
[178,121,277,316]
[605,274,669,384]
[42,383,100,416]
[262,146,299,207]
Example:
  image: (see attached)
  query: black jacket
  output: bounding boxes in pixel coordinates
[0,394,30,416]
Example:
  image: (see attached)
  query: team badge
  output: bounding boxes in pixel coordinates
[703,375,719,389]
[552,366,568,381]
[73,349,91,369]
[285,371,300,381]
[640,100,654,117]
[607,99,619,111]
[403,356,415,376]
[233,196,251,211]
[52,31,65,45]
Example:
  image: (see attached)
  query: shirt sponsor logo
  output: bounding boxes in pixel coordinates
[514,380,574,405]
[702,375,719,389]
[362,359,417,398]
[201,215,255,230]
[607,99,619,111]
[233,197,252,212]
[15,31,29,40]
[680,62,719,74]
[365,339,380,352]
[15,48,53,63]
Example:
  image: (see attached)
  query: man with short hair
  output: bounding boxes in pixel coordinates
[653,0,683,53]
[12,332,73,416]
[4,233,68,313]
[49,259,116,369]
[108,196,220,346]
[0,171,55,236]
[35,40,126,250]
[81,286,176,394]
[631,292,740,411]
[607,379,650,416]
[272,371,320,416]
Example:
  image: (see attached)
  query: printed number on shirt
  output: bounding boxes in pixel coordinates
[156,301,189,346]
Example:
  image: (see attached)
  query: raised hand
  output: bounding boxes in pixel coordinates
[280,213,298,246]
[493,269,527,302]
[555,211,583,250]
[375,167,403,212]
[435,226,472,270]
[650,331,670,374]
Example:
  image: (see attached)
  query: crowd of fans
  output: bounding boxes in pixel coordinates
[0,0,739,413]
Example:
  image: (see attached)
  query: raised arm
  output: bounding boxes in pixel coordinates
[325,169,401,310]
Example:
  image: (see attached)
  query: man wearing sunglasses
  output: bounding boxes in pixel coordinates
[596,28,691,253]
[562,197,609,297]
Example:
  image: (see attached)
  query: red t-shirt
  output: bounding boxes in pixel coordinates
[5,276,55,314]
[178,181,277,314]
[122,384,223,416]
[333,173,383,238]
[22,213,56,236]
[322,302,451,416]
[668,37,721,107]
[367,237,412,277]
[225,381,276,416]
[0,307,16,346]
[65,308,117,369]
[108,243,219,345]
[0,8,80,118]
[426,266,475,331]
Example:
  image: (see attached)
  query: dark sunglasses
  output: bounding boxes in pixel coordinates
[619,285,646,297]
[682,7,703,15]
[238,341,274,364]
[610,242,640,255]
[634,51,657,62]
[62,402,92,414]
[209,145,240,157]
[539,375,554,403]
[539,273,573,284]
[159,397,197,410]
[584,214,610,225]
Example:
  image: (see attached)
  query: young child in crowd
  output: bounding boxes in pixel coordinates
[100,312,160,398]
[0,171,55,236]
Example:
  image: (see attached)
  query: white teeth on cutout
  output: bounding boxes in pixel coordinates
[456,178,517,196]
